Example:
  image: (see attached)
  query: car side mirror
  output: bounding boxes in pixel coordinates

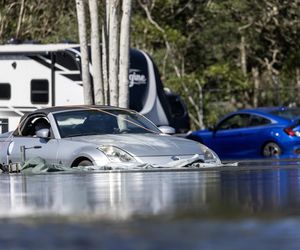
[209,125,217,132]
[36,128,50,138]
[159,126,176,134]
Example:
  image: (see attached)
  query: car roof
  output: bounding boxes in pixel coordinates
[31,105,130,114]
[238,106,286,113]
[230,106,300,122]
[19,105,133,122]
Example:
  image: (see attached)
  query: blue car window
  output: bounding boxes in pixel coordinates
[249,115,271,127]
[218,114,250,130]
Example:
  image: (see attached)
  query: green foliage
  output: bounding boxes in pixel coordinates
[131,15,164,49]
[0,0,299,129]
[0,1,78,43]
[132,0,300,128]
[202,64,250,126]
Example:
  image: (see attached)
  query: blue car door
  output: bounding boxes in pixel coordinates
[211,114,252,159]
[211,113,271,159]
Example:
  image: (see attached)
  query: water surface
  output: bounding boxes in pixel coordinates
[1,163,300,249]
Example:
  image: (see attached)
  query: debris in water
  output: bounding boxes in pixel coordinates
[1,155,238,174]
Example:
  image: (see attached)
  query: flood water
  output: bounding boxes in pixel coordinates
[1,162,300,250]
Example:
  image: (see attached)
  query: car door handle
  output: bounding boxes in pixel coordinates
[22,145,42,149]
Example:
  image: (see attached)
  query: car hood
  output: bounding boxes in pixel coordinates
[67,133,201,157]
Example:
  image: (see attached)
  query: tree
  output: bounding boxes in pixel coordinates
[0,1,78,43]
[15,0,25,39]
[89,0,104,105]
[136,0,207,128]
[74,0,132,107]
[75,0,93,105]
[107,0,120,106]
[2,0,299,128]
[118,0,132,108]
[102,0,132,108]
[133,0,300,127]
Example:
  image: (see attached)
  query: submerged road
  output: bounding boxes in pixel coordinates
[0,161,300,249]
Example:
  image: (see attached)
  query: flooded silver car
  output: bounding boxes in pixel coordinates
[0,105,220,169]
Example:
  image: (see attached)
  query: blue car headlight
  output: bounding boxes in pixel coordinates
[98,145,136,163]
[198,144,221,164]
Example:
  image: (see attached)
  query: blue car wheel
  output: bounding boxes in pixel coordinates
[262,142,282,157]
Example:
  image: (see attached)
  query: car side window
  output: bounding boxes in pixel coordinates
[18,116,51,137]
[218,114,251,130]
[248,115,271,127]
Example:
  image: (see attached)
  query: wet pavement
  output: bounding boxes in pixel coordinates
[1,161,300,249]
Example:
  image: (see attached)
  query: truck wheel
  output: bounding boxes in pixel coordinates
[262,142,282,157]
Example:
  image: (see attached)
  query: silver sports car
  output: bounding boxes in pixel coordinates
[0,105,221,168]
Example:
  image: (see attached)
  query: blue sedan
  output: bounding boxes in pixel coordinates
[186,107,300,160]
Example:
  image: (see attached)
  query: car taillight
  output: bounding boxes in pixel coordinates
[284,127,296,136]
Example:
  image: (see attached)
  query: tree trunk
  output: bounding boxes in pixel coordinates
[88,0,104,105]
[296,68,300,106]
[118,0,132,108]
[108,0,120,106]
[102,0,110,104]
[16,0,26,39]
[75,0,93,105]
[196,80,204,129]
[102,25,109,105]
[296,68,300,89]
[240,35,247,77]
[252,67,260,107]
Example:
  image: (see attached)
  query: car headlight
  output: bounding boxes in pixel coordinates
[98,145,136,163]
[198,143,221,164]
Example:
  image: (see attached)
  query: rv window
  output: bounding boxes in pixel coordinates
[0,83,11,100]
[31,79,49,104]
[0,119,8,133]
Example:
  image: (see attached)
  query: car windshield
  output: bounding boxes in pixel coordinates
[54,109,161,138]
[270,108,300,120]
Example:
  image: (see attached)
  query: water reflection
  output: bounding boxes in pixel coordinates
[1,167,300,220]
[219,168,300,216]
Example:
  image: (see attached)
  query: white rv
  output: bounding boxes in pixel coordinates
[0,44,189,133]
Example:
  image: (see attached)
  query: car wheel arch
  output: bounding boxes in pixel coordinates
[261,141,282,157]
[68,145,106,167]
[261,140,279,150]
[71,156,93,167]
